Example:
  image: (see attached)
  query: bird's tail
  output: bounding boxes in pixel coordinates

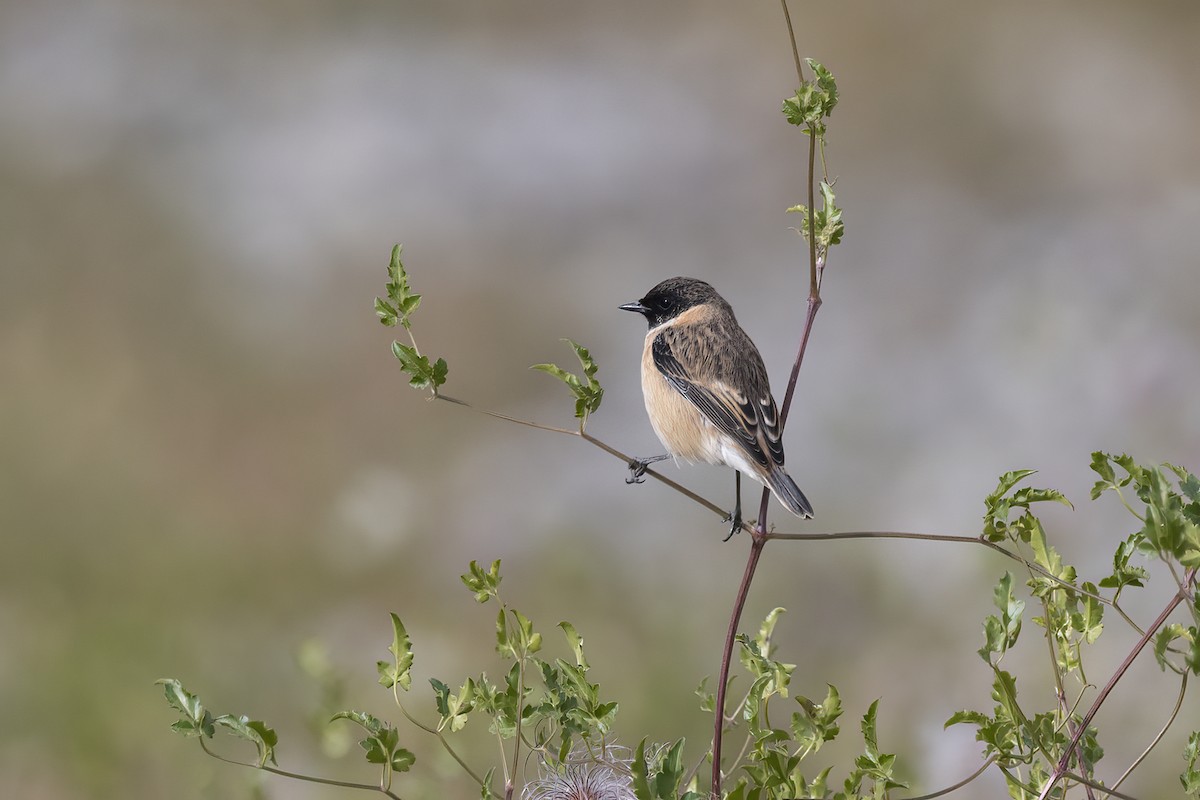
[766,467,814,519]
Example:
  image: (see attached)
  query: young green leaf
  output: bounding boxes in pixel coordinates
[215,714,279,767]
[157,678,216,738]
[377,613,414,691]
[1183,731,1200,798]
[391,341,448,391]
[461,559,502,603]
[558,621,589,671]
[531,339,604,423]
[377,244,422,331]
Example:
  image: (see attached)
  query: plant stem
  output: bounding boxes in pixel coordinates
[711,498,771,798]
[779,0,806,87]
[198,738,403,800]
[899,755,997,800]
[1035,567,1198,800]
[1110,671,1188,793]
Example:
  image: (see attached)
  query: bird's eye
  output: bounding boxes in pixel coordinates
[654,297,671,311]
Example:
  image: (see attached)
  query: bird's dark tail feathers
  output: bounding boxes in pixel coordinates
[767,468,814,519]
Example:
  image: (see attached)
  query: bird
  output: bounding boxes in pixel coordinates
[620,277,813,538]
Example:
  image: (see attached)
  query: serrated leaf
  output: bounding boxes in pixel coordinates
[756,607,786,657]
[631,739,652,800]
[945,709,991,729]
[157,679,216,738]
[377,613,414,691]
[531,339,604,422]
[215,715,279,767]
[1078,581,1104,644]
[330,710,386,735]
[861,700,880,757]
[559,621,588,670]
[461,559,502,603]
[380,244,422,331]
[391,341,448,391]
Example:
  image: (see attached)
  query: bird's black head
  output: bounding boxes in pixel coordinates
[619,277,725,328]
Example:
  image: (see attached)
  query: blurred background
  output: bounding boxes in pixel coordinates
[3,0,1199,797]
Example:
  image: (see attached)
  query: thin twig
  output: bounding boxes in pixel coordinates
[199,738,403,800]
[779,0,807,87]
[1110,671,1189,794]
[711,530,768,797]
[1060,771,1142,800]
[391,688,499,798]
[899,755,997,800]
[1036,567,1199,800]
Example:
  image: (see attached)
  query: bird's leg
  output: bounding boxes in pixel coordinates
[723,471,742,541]
[626,453,670,484]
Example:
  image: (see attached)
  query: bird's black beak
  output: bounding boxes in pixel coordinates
[619,301,649,315]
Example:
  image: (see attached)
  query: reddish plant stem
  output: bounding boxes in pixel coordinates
[1035,566,1198,800]
[710,8,822,794]
[710,525,768,797]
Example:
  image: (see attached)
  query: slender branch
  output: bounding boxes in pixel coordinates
[1036,567,1199,800]
[391,690,498,798]
[1110,671,1189,794]
[506,657,528,800]
[779,0,806,87]
[199,738,403,800]
[1060,772,1142,800]
[579,431,734,520]
[711,532,768,797]
[766,530,1120,612]
[899,755,997,800]
[436,394,579,436]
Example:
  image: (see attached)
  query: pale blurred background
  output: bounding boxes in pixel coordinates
[3,1,1199,797]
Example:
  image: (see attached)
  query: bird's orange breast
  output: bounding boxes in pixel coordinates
[640,332,722,464]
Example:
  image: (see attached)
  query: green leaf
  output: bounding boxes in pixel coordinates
[1182,731,1200,798]
[391,747,416,772]
[944,709,991,729]
[531,339,604,423]
[756,607,786,658]
[156,679,215,738]
[781,61,838,134]
[377,613,414,691]
[792,684,842,755]
[461,559,502,603]
[1077,581,1104,644]
[788,181,845,253]
[1099,532,1149,591]
[331,710,411,774]
[632,739,653,800]
[379,244,422,331]
[861,700,880,757]
[374,297,399,327]
[1089,451,1136,501]
[391,341,448,391]
[979,572,1024,661]
[558,621,589,670]
[215,715,279,767]
[330,709,386,736]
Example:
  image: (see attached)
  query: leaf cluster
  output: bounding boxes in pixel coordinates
[781,59,838,135]
[952,457,1200,798]
[157,679,278,768]
[531,338,604,426]
[716,609,905,800]
[376,244,448,391]
[788,180,844,255]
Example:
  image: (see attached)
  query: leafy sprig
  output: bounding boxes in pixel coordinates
[531,338,604,427]
[376,244,448,393]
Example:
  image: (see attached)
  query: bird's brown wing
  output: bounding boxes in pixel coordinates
[651,323,785,470]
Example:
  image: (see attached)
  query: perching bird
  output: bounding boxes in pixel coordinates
[620,277,813,537]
